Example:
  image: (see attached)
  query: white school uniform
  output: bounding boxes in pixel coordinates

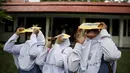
[36,39,73,73]
[4,32,44,71]
[68,29,121,73]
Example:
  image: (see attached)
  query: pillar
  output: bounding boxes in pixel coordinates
[80,17,86,24]
[45,17,50,45]
[13,17,18,32]
[119,18,124,47]
[49,17,53,37]
[109,19,112,35]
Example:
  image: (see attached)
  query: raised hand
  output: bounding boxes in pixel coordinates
[33,28,39,35]
[100,22,107,29]
[16,27,25,35]
[55,36,63,44]
[75,29,86,44]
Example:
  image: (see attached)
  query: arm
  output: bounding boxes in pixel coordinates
[62,47,73,73]
[68,43,82,72]
[35,47,48,66]
[31,29,47,65]
[37,30,45,45]
[100,37,121,62]
[29,31,45,58]
[29,43,44,58]
[63,47,73,57]
[29,33,37,45]
[4,33,23,54]
[27,33,38,58]
[100,29,121,62]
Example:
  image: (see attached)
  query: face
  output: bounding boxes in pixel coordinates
[47,40,52,48]
[85,29,100,39]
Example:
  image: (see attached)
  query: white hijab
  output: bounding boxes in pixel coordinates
[79,29,111,73]
[44,38,70,73]
[37,30,45,46]
[59,38,70,50]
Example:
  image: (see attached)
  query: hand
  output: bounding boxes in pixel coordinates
[33,28,39,35]
[100,22,107,29]
[55,36,63,44]
[16,27,25,35]
[75,29,86,44]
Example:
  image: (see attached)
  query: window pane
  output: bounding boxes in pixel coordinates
[128,19,130,36]
[4,19,14,32]
[123,19,126,36]
[112,19,119,36]
[18,17,25,27]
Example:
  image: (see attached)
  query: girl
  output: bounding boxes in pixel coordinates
[36,33,73,73]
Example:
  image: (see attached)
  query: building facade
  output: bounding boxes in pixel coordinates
[1,0,130,47]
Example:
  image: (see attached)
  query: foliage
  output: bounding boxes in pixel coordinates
[0,0,13,24]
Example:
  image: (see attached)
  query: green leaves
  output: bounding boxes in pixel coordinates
[0,0,13,24]
[0,10,13,24]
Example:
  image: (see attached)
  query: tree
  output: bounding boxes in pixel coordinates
[0,0,12,24]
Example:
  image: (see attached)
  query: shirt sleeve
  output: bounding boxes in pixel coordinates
[99,29,121,62]
[100,37,121,62]
[35,47,48,66]
[63,47,73,57]
[29,33,37,45]
[4,33,23,55]
[68,43,82,72]
[29,31,45,58]
[29,43,44,58]
[62,54,69,73]
[62,47,73,73]
[37,30,45,45]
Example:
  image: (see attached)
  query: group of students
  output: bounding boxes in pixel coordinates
[4,22,121,73]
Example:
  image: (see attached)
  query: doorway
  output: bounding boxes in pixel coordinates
[26,17,46,40]
[53,17,80,44]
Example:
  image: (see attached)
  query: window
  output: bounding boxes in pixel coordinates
[128,19,130,36]
[53,17,80,45]
[18,17,25,27]
[26,17,46,34]
[4,19,14,32]
[123,19,126,36]
[112,19,119,36]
